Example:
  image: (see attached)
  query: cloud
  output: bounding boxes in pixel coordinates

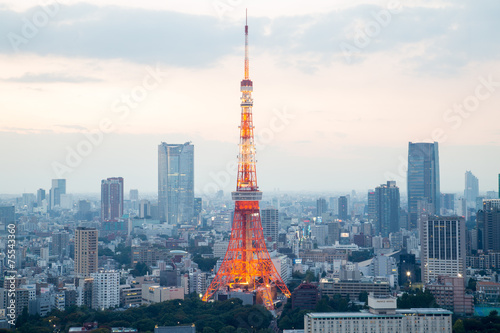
[0,1,498,73]
[54,124,88,131]
[4,72,102,83]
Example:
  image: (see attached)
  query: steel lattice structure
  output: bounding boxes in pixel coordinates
[202,13,291,310]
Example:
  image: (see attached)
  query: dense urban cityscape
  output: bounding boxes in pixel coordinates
[2,1,500,333]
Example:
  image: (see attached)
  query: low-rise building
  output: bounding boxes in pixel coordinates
[477,281,500,303]
[304,295,452,333]
[319,278,391,300]
[425,276,473,315]
[141,285,184,304]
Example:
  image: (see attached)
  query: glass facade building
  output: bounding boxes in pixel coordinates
[407,142,440,230]
[158,142,194,224]
[375,181,400,237]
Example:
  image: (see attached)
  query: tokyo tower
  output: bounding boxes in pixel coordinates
[202,12,291,310]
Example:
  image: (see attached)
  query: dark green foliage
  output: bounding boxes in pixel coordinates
[348,250,373,263]
[130,262,151,277]
[192,255,218,272]
[13,297,272,333]
[397,289,437,309]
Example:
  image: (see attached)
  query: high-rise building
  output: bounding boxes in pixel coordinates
[481,199,500,252]
[139,200,151,218]
[101,177,124,222]
[261,207,279,242]
[338,196,348,221]
[49,179,66,209]
[421,216,465,283]
[464,171,479,208]
[129,189,139,201]
[36,188,46,207]
[0,205,15,225]
[91,271,120,309]
[74,227,98,277]
[316,198,328,217]
[441,193,455,214]
[367,190,376,222]
[158,142,194,224]
[375,181,400,237]
[52,231,70,258]
[407,142,440,229]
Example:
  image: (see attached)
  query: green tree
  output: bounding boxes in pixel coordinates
[358,291,368,303]
[453,319,465,333]
[203,328,216,333]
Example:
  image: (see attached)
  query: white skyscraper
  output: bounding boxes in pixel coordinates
[91,271,120,309]
[421,216,466,283]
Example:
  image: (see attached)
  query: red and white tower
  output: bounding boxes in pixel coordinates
[202,12,291,310]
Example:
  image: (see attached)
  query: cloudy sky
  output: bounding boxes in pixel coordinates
[1,0,499,196]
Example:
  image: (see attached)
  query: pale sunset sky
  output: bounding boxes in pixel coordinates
[1,0,499,195]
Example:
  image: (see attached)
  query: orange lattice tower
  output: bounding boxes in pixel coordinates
[202,12,291,310]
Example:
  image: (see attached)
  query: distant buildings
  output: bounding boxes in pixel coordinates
[374,181,400,237]
[49,178,66,210]
[139,200,151,218]
[338,196,348,221]
[158,142,194,224]
[481,199,500,252]
[407,142,440,230]
[464,170,479,208]
[421,216,465,283]
[316,198,328,216]
[101,177,124,222]
[74,227,98,277]
[261,207,279,242]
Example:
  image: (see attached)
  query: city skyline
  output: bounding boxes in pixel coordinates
[1,1,500,194]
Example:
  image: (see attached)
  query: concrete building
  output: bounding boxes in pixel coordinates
[74,227,98,277]
[477,281,500,304]
[261,207,279,243]
[141,285,184,304]
[91,271,120,309]
[425,276,473,315]
[304,295,452,333]
[421,216,466,283]
[319,278,391,301]
[291,283,320,310]
[101,177,124,222]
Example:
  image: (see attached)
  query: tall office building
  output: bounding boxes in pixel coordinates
[139,200,151,218]
[367,190,376,222]
[407,142,440,230]
[481,199,500,252]
[375,181,400,237]
[441,193,455,214]
[158,142,194,224]
[421,216,465,283]
[464,171,479,208]
[51,231,70,258]
[36,189,46,207]
[338,196,348,221]
[129,189,139,201]
[49,179,66,209]
[316,198,328,217]
[101,177,124,222]
[74,227,98,277]
[261,207,279,242]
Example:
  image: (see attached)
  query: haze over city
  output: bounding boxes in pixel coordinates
[1,0,499,194]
